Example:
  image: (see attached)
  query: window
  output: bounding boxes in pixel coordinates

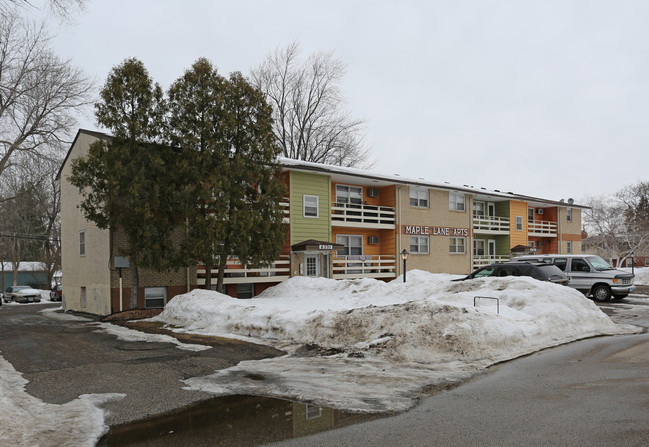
[529,241,535,248]
[410,236,429,254]
[303,195,319,218]
[410,187,429,208]
[528,208,534,223]
[336,235,363,256]
[473,239,485,256]
[145,287,167,308]
[554,258,567,271]
[80,286,87,308]
[566,240,572,254]
[515,216,523,231]
[79,230,86,256]
[336,185,362,204]
[566,208,572,222]
[450,237,466,254]
[236,283,254,299]
[645,258,649,267]
[571,258,589,272]
[305,405,323,420]
[449,193,465,211]
[473,201,485,218]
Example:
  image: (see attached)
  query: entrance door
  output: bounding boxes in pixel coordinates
[305,254,320,277]
[488,240,496,259]
[487,203,495,217]
[322,253,329,278]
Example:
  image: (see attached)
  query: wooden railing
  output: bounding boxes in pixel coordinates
[332,255,396,279]
[472,255,510,270]
[331,202,396,228]
[197,255,291,285]
[473,216,510,233]
[528,220,557,236]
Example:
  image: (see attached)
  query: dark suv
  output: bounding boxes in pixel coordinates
[456,262,569,286]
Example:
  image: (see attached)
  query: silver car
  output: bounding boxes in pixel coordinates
[512,254,634,302]
[2,286,42,303]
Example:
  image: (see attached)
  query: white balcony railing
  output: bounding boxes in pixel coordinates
[331,202,396,228]
[197,255,291,285]
[472,255,510,270]
[332,255,396,279]
[528,220,557,236]
[280,197,290,224]
[473,216,510,233]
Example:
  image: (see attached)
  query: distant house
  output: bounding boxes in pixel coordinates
[0,262,49,291]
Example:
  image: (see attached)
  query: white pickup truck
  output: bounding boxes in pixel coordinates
[512,254,635,302]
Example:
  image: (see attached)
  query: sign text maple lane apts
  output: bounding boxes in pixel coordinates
[401,225,470,237]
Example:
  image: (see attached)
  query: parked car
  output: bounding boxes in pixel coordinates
[2,286,42,303]
[50,284,62,301]
[455,262,570,286]
[512,254,635,302]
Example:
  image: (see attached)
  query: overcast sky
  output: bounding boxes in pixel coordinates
[37,0,649,202]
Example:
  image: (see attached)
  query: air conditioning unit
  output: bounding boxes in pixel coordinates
[536,209,544,215]
[368,236,379,244]
[367,188,379,198]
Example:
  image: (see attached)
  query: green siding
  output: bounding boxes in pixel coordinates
[496,235,511,255]
[289,171,331,245]
[495,201,510,217]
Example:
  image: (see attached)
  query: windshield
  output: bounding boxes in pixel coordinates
[587,256,613,271]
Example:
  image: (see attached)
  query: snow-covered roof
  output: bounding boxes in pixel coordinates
[278,157,587,208]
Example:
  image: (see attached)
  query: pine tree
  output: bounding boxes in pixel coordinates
[70,58,184,309]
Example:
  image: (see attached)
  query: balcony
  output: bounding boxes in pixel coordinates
[472,255,510,270]
[280,197,290,224]
[528,220,557,237]
[331,202,396,229]
[197,255,291,286]
[473,216,510,234]
[332,255,396,279]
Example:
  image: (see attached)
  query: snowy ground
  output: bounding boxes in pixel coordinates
[0,273,642,445]
[621,266,649,285]
[151,271,641,414]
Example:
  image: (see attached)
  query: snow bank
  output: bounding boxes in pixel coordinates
[0,353,124,447]
[621,266,649,285]
[153,271,639,413]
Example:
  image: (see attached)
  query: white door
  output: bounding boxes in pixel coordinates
[488,240,496,259]
[305,254,319,277]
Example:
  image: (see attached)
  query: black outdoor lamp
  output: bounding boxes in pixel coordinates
[631,251,635,275]
[400,249,409,283]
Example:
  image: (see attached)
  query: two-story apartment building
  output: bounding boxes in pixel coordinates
[60,130,585,316]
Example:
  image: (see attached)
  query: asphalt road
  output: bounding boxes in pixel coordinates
[0,303,282,426]
[264,296,649,447]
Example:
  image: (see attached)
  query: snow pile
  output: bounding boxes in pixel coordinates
[152,271,639,413]
[622,267,649,285]
[0,353,124,447]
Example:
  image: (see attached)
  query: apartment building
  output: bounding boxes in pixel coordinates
[60,130,584,315]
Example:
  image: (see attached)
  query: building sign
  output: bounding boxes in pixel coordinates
[401,225,470,237]
[318,244,333,250]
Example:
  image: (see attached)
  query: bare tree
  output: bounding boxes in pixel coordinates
[582,183,649,266]
[0,10,93,202]
[251,42,373,168]
[1,0,85,21]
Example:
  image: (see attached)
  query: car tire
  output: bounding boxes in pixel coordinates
[592,285,612,302]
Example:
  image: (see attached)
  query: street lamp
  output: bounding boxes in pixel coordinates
[631,251,635,275]
[400,249,409,283]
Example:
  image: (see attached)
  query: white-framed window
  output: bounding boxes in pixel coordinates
[566,241,572,254]
[79,230,86,256]
[145,287,167,308]
[566,208,572,222]
[450,237,466,254]
[236,283,254,299]
[410,187,429,208]
[515,216,523,231]
[449,192,465,211]
[410,236,429,254]
[474,239,485,256]
[529,241,535,248]
[306,405,323,420]
[336,185,363,204]
[336,235,363,256]
[528,207,535,223]
[473,201,485,218]
[303,195,319,218]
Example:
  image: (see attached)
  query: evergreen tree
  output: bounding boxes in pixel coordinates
[70,58,184,309]
[167,61,286,292]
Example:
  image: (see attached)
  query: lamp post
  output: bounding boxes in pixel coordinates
[631,251,635,276]
[400,249,409,283]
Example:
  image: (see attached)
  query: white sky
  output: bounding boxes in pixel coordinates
[0,271,646,445]
[34,0,649,201]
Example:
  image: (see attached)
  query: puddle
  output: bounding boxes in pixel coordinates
[97,394,385,446]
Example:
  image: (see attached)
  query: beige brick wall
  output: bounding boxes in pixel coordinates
[396,186,473,275]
